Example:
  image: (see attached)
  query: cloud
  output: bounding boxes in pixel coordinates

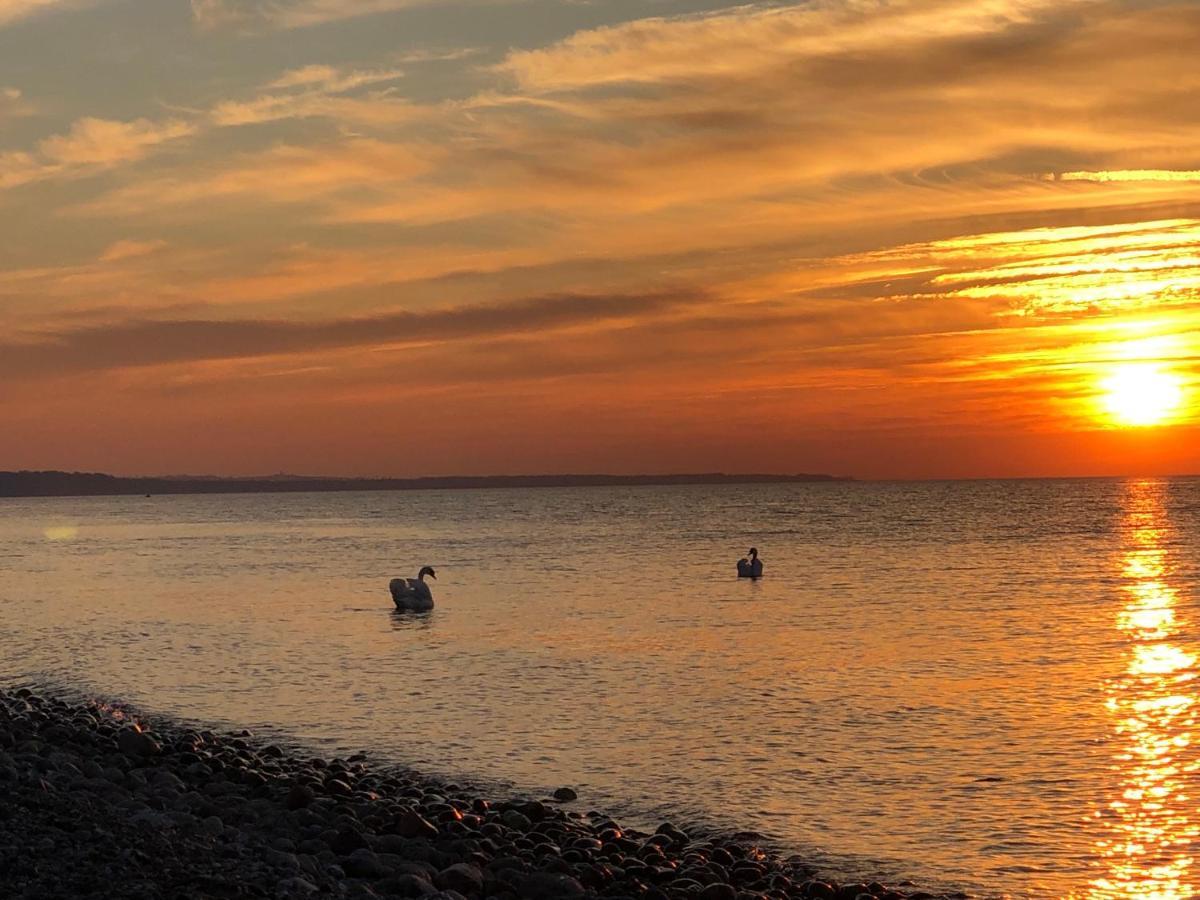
[0,116,195,190]
[0,151,45,189]
[0,0,88,28]
[17,0,1197,336]
[265,64,404,92]
[0,60,410,194]
[98,239,168,262]
[9,0,1200,478]
[394,47,480,65]
[72,0,1200,247]
[0,86,32,119]
[189,0,248,30]
[75,138,433,217]
[498,0,1097,92]
[192,0,442,31]
[209,62,410,126]
[39,117,195,166]
[1056,170,1200,183]
[0,290,698,379]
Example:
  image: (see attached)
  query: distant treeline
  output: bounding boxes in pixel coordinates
[1,470,850,498]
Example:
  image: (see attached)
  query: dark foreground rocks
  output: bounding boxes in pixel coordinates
[0,688,962,899]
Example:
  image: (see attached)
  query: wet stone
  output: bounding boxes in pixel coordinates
[393,808,438,839]
[379,873,438,897]
[437,862,483,894]
[519,871,587,898]
[343,848,390,879]
[288,783,316,810]
[0,688,935,900]
[332,827,370,855]
[117,729,161,758]
[500,810,531,831]
[699,883,738,900]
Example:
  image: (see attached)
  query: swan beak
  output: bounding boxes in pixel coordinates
[430,573,437,579]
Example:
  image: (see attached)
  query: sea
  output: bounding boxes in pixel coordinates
[2,478,1198,899]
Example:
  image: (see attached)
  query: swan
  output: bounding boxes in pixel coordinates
[736,547,763,578]
[390,566,437,611]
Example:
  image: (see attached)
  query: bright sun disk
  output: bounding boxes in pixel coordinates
[1101,363,1184,427]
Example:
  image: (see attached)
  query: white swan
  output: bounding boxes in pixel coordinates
[390,566,437,611]
[736,547,763,578]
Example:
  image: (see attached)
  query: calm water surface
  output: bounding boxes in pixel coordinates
[2,479,1198,898]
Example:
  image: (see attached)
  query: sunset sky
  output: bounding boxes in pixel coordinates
[2,0,1199,479]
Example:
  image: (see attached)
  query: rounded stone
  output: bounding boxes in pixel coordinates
[287,783,316,810]
[698,883,738,900]
[519,871,586,899]
[501,810,532,831]
[437,862,483,894]
[117,728,161,758]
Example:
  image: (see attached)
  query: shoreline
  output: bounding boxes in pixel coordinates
[0,472,851,500]
[0,687,962,900]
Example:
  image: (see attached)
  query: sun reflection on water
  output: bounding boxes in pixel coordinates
[1079,481,1199,899]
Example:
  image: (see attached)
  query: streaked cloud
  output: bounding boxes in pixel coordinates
[0,86,30,118]
[39,117,195,166]
[498,0,1098,92]
[0,0,88,28]
[192,0,446,31]
[210,63,410,126]
[0,290,700,379]
[265,65,404,92]
[4,0,1200,477]
[98,239,168,262]
[1056,170,1200,183]
[0,116,195,190]
[74,138,433,217]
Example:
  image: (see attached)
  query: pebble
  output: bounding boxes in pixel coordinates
[394,807,439,839]
[699,883,738,900]
[437,861,483,894]
[0,687,954,900]
[116,728,161,757]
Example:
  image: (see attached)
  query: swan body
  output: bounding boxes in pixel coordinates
[736,548,763,579]
[390,566,436,611]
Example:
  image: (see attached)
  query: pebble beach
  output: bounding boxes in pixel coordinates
[0,687,960,900]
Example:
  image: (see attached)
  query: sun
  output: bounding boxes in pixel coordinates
[1100,363,1184,427]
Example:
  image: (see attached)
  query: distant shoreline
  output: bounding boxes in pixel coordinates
[0,470,852,499]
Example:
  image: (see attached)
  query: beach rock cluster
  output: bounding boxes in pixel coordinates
[0,688,960,900]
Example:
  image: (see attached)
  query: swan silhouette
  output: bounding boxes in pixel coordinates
[390,566,437,611]
[736,547,763,579]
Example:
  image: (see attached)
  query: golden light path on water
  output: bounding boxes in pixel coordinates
[1078,482,1200,898]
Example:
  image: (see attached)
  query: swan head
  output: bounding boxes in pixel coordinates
[749,547,758,558]
[418,565,437,581]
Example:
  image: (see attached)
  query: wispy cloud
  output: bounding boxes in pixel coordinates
[1,290,699,379]
[264,64,404,92]
[39,116,195,166]
[0,0,90,28]
[1055,170,1200,183]
[0,86,31,119]
[0,116,195,189]
[498,0,1097,91]
[7,0,1200,476]
[74,138,433,217]
[98,239,168,262]
[209,62,410,126]
[0,60,412,194]
[192,0,450,31]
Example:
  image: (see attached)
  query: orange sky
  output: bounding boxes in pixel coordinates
[1,0,1199,478]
